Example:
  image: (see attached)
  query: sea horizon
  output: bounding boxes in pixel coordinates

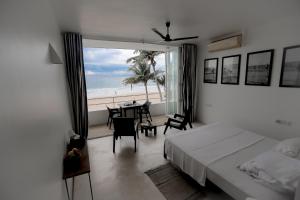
[86,74,163,99]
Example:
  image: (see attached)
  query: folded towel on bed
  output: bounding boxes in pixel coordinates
[239,150,300,194]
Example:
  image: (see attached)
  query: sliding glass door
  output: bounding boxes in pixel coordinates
[165,47,179,115]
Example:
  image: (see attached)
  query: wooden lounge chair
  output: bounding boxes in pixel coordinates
[163,107,193,134]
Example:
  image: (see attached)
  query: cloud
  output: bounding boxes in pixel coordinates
[155,54,166,71]
[83,48,166,76]
[85,70,96,75]
[84,66,132,77]
[83,48,135,66]
[112,70,131,76]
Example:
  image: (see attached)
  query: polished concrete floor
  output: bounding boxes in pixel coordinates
[71,123,230,200]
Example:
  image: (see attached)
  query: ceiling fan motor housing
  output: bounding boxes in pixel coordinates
[165,34,171,41]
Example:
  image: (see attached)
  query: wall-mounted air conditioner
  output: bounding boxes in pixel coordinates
[208,35,242,52]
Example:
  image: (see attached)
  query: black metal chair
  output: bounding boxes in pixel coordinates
[106,106,121,129]
[163,107,193,134]
[139,101,152,121]
[112,117,139,153]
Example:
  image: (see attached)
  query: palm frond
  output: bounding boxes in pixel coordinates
[123,60,155,85]
[156,74,165,86]
[123,77,140,85]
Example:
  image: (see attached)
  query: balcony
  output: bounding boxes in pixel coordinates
[88,92,165,111]
[87,92,166,126]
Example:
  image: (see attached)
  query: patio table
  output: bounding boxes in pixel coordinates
[119,102,143,122]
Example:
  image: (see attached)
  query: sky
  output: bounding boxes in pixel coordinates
[83,48,165,77]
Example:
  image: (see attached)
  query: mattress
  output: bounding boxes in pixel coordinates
[164,123,293,200]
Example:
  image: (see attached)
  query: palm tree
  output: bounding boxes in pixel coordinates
[127,50,164,101]
[123,60,157,101]
[156,74,165,85]
[157,74,166,98]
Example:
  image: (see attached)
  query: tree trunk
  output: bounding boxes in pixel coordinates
[151,62,163,101]
[144,82,149,101]
[155,80,163,101]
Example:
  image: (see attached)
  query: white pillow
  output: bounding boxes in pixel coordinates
[274,138,300,158]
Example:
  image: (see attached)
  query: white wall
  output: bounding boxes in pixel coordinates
[0,0,71,200]
[89,103,166,126]
[197,14,300,140]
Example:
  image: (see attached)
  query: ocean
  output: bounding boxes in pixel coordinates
[86,75,162,99]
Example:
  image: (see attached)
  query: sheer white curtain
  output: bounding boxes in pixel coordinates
[165,47,179,115]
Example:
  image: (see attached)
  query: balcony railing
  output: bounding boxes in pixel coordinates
[88,92,165,111]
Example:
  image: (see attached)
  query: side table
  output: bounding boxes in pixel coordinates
[140,123,157,137]
[63,142,94,200]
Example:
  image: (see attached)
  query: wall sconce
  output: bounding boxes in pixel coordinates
[49,43,63,64]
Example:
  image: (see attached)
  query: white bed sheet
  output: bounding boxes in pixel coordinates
[164,123,293,200]
[165,123,264,186]
[207,138,293,200]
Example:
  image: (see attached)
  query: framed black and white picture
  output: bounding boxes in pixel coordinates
[280,45,300,88]
[245,49,274,86]
[204,58,218,83]
[221,55,241,84]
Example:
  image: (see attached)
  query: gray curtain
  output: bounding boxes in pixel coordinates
[179,44,198,121]
[63,33,89,139]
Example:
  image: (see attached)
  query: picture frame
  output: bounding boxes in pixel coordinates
[221,54,241,84]
[204,58,218,83]
[279,45,300,88]
[245,49,274,86]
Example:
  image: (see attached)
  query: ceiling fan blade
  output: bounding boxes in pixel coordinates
[151,28,166,39]
[172,36,199,41]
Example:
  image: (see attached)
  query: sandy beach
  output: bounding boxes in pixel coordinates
[88,92,165,111]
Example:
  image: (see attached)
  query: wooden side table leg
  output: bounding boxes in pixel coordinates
[154,127,157,136]
[65,179,71,200]
[145,129,148,137]
[88,173,94,200]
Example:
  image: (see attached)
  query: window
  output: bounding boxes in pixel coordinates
[83,48,166,111]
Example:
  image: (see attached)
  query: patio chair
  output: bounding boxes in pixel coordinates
[163,107,193,134]
[106,106,121,129]
[139,101,152,121]
[112,117,139,153]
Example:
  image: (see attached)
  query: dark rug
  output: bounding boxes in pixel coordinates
[145,163,234,200]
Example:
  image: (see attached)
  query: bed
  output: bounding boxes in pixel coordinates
[164,123,293,200]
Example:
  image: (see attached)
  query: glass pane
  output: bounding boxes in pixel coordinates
[83,48,166,111]
[166,47,179,114]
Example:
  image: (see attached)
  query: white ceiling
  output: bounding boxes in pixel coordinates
[50,0,300,44]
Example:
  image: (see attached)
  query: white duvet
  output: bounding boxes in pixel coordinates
[164,123,265,186]
[239,150,300,194]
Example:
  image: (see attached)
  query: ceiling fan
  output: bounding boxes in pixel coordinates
[152,21,199,42]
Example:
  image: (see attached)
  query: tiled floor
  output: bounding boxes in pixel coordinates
[71,123,230,200]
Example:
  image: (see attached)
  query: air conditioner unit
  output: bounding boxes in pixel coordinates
[208,35,242,52]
